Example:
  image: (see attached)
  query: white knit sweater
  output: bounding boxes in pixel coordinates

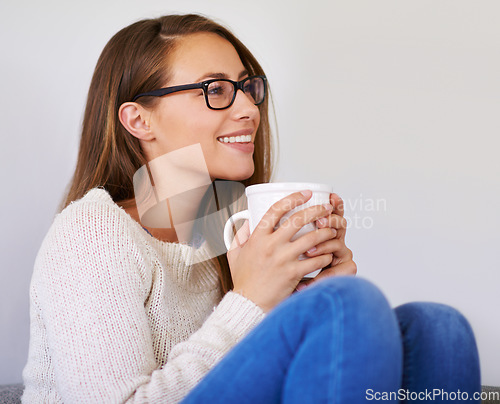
[22,188,265,403]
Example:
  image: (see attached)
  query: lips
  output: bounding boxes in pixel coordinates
[216,128,254,144]
[217,129,254,153]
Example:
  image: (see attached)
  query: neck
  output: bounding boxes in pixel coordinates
[120,183,212,244]
[120,203,177,243]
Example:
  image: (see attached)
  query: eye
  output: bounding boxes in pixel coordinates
[207,82,227,97]
[243,82,254,93]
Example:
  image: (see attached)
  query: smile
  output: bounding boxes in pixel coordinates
[217,135,252,143]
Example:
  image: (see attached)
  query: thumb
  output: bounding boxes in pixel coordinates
[229,220,250,251]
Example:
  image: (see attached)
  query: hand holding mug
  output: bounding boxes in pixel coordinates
[296,192,357,292]
[225,183,338,312]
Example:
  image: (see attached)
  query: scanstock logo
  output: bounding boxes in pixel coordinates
[133,144,246,262]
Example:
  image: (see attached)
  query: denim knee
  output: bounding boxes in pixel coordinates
[289,277,403,399]
[303,276,387,304]
[395,302,476,346]
[394,302,480,392]
[294,276,395,323]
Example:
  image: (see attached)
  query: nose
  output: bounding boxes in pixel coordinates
[230,89,260,120]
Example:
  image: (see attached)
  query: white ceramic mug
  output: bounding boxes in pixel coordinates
[223,182,333,278]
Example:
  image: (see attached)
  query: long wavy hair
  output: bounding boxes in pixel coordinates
[63,14,274,293]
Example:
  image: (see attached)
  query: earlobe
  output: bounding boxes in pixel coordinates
[118,102,155,141]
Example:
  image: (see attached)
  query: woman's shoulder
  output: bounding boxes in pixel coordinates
[57,187,135,233]
[33,188,154,287]
[63,187,121,215]
[40,188,146,260]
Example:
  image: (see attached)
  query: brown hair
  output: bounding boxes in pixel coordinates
[63,14,274,293]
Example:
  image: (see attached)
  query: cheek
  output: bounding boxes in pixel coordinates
[173,103,221,136]
[158,114,214,147]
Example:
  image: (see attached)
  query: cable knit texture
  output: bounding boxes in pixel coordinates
[22,188,265,403]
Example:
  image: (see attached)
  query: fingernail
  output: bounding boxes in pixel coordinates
[296,284,307,292]
[301,190,312,197]
[307,246,317,253]
[323,203,333,211]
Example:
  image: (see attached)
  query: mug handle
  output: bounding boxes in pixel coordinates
[224,210,250,251]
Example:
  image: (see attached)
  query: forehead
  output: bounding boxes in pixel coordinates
[168,32,245,83]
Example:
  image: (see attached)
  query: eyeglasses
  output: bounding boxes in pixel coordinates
[132,75,267,110]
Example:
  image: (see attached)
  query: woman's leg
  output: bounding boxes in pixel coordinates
[182,277,403,404]
[395,302,481,403]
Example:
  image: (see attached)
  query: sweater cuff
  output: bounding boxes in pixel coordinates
[214,291,266,342]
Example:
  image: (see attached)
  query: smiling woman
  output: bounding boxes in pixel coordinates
[21,13,480,404]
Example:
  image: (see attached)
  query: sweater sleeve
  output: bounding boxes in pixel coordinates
[133,292,264,403]
[32,198,265,403]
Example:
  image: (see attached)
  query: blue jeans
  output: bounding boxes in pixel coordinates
[182,277,480,403]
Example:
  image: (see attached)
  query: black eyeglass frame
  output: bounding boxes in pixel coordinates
[132,75,267,110]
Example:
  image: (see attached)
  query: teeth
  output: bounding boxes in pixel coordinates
[218,135,252,143]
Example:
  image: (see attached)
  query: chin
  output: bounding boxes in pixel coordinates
[216,166,254,182]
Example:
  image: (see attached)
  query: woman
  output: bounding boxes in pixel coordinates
[22,14,480,403]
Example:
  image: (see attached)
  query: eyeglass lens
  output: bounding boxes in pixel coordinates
[206,77,265,109]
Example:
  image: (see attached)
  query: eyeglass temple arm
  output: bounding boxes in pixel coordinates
[132,83,204,102]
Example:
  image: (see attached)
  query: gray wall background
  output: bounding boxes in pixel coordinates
[1,0,498,385]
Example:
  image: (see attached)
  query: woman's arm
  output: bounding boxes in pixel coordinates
[31,198,263,403]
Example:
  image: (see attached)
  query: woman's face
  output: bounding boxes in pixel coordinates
[145,32,261,181]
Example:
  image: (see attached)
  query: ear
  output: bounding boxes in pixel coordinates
[118,102,155,141]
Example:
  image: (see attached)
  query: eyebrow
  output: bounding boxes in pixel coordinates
[196,69,249,82]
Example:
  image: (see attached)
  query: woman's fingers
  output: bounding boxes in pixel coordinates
[253,190,314,236]
[304,238,353,260]
[311,193,348,240]
[275,203,334,241]
[330,193,345,217]
[316,213,348,240]
[253,190,340,244]
[295,261,357,292]
[313,260,357,280]
[289,227,336,257]
[295,253,334,279]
